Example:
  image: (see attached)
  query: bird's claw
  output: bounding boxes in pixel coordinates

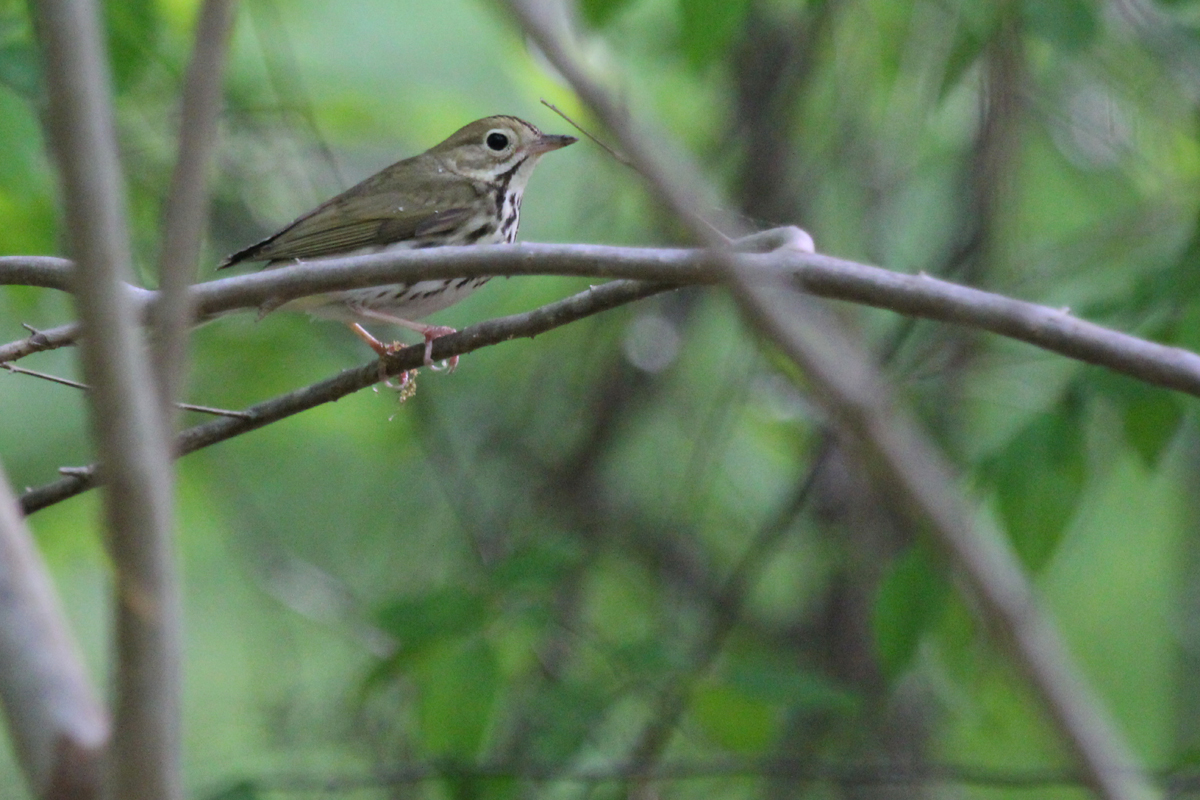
[371,340,416,399]
[421,326,458,370]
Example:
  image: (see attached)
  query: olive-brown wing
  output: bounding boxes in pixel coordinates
[219,158,480,267]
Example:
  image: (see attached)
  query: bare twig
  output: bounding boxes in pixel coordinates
[31,2,182,799]
[499,3,1157,799]
[540,98,634,167]
[19,279,671,514]
[1,362,90,391]
[0,362,249,418]
[0,461,107,798]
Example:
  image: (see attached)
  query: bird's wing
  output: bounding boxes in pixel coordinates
[219,160,481,267]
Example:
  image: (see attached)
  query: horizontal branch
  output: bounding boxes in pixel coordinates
[242,757,1200,792]
[3,241,1199,399]
[19,279,668,514]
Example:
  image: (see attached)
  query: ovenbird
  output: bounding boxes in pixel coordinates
[219,115,576,373]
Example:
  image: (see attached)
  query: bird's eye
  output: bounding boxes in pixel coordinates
[486,131,510,151]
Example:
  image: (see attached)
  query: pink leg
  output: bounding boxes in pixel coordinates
[352,308,459,370]
[348,323,413,390]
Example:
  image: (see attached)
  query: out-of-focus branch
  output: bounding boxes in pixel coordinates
[154,0,238,418]
[19,279,670,514]
[30,2,182,800]
[225,757,1196,793]
[3,244,1200,399]
[498,3,1157,799]
[0,461,108,798]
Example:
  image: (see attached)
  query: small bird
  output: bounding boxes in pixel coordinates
[220,115,576,378]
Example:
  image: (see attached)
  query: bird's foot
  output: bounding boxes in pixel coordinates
[421,325,458,371]
[350,323,419,396]
[378,341,418,396]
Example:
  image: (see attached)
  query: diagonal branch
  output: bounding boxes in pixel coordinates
[499,3,1157,800]
[0,459,108,798]
[19,279,669,514]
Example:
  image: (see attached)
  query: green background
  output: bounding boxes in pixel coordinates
[0,0,1197,797]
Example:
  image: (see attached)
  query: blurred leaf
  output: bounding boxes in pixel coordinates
[1172,746,1200,768]
[201,781,261,800]
[1020,0,1098,51]
[1087,372,1184,468]
[488,539,582,593]
[987,397,1087,570]
[0,40,37,98]
[691,680,777,754]
[416,636,500,758]
[525,680,611,761]
[678,0,749,67]
[579,0,638,27]
[444,774,518,800]
[1120,389,1184,467]
[939,30,984,100]
[873,541,949,679]
[611,637,676,676]
[724,651,858,713]
[103,0,159,91]
[376,588,489,660]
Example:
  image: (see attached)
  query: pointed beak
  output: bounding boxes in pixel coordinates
[531,133,577,155]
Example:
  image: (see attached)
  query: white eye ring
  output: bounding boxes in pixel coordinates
[485,129,512,151]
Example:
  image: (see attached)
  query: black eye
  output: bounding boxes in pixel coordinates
[486,132,510,151]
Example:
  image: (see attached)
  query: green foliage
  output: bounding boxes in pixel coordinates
[1089,371,1186,468]
[1020,0,1099,51]
[873,541,950,679]
[0,15,38,98]
[102,0,160,91]
[691,680,778,753]
[415,635,501,758]
[1,0,1196,796]
[677,0,749,67]
[376,588,491,666]
[578,0,638,27]
[985,395,1088,571]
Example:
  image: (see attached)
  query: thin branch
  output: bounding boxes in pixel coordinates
[1,362,250,418]
[540,98,635,167]
[0,461,107,798]
[31,2,182,800]
[153,0,238,419]
[3,244,1200,401]
[19,279,671,514]
[498,4,1157,800]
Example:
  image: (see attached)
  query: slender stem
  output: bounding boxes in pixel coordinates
[31,1,182,798]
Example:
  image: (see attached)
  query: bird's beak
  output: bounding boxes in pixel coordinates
[531,133,578,155]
